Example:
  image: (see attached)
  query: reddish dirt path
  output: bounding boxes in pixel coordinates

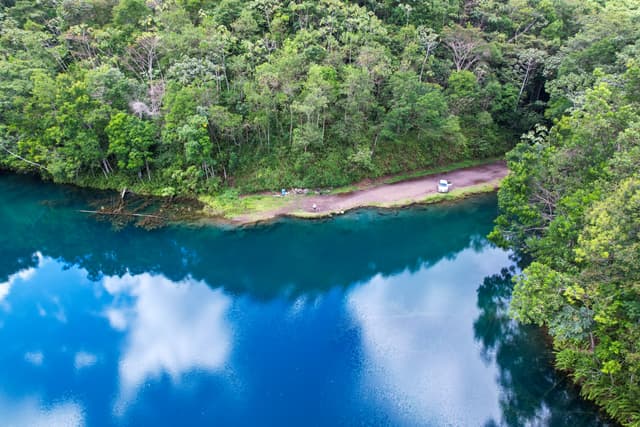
[232,161,508,224]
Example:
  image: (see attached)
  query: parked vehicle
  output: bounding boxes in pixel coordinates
[438,179,451,193]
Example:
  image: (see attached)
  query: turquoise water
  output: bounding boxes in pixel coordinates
[0,173,609,426]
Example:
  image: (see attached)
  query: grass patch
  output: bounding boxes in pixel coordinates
[287,210,328,219]
[417,180,502,205]
[199,191,289,218]
[327,184,359,195]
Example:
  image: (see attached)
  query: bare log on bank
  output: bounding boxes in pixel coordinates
[78,210,166,220]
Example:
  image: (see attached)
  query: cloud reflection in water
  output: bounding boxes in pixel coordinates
[102,273,233,415]
[348,246,511,426]
[0,394,85,427]
[0,253,41,306]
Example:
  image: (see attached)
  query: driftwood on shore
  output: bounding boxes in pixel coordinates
[78,210,165,220]
[77,186,204,229]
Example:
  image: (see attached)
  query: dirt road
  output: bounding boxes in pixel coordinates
[232,161,508,224]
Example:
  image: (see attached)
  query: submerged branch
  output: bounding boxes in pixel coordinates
[78,209,166,220]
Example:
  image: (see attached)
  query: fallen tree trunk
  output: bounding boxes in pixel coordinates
[78,210,165,220]
[0,144,49,171]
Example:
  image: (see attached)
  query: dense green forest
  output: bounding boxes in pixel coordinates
[1,0,640,424]
[490,1,640,425]
[1,0,584,194]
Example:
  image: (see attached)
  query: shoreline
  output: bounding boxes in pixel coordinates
[200,161,508,227]
[0,159,508,228]
[229,180,503,228]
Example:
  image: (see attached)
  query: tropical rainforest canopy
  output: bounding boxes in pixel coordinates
[1,0,582,194]
[1,0,639,425]
[488,2,640,425]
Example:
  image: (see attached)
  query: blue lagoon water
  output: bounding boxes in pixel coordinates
[0,174,609,426]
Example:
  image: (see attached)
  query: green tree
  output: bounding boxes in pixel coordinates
[105,112,156,178]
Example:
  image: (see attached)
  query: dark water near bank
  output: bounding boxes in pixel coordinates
[0,174,609,426]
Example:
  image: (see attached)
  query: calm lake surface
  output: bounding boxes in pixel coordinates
[0,173,609,427]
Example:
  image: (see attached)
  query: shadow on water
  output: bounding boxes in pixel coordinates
[474,269,616,427]
[1,173,496,299]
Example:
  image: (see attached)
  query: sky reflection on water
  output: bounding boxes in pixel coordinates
[103,273,232,416]
[0,243,607,426]
[0,175,608,426]
[348,247,510,426]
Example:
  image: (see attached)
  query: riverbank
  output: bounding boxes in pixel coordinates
[2,159,508,228]
[199,160,508,226]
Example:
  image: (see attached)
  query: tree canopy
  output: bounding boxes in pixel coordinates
[491,3,640,422]
[0,0,584,194]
